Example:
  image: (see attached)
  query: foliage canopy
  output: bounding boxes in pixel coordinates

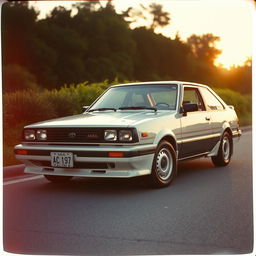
[2,1,251,94]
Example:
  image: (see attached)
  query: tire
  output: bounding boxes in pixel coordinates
[211,131,233,167]
[44,175,73,183]
[149,141,177,188]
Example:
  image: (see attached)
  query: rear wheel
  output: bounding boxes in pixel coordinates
[149,141,177,188]
[211,131,232,167]
[44,175,73,183]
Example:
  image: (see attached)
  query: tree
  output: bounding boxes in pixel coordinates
[225,58,252,94]
[72,2,136,82]
[122,3,170,31]
[2,1,38,67]
[2,1,251,95]
[3,64,40,92]
[72,0,102,13]
[132,27,190,81]
[187,34,222,65]
[48,6,72,27]
[149,3,170,30]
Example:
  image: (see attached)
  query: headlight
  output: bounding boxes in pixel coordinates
[104,130,117,141]
[36,129,47,140]
[24,129,35,141]
[119,130,133,142]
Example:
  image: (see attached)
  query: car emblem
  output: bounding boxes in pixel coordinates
[68,132,77,138]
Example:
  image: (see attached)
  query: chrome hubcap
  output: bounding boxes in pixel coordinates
[156,148,173,181]
[222,136,230,160]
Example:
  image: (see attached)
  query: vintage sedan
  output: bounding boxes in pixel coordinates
[15,81,241,187]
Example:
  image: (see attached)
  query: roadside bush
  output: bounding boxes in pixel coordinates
[43,87,81,117]
[4,83,250,129]
[213,88,251,120]
[3,90,57,165]
[75,81,109,108]
[3,81,251,166]
[3,80,119,129]
[3,90,57,126]
[3,64,41,92]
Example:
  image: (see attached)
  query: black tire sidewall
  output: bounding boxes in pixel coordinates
[220,132,232,164]
[151,141,177,187]
[212,131,233,167]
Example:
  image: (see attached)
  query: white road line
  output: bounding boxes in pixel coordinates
[3,175,44,186]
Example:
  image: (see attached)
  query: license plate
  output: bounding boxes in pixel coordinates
[51,152,74,168]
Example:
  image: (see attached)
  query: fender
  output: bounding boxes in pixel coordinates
[207,121,232,157]
[153,129,178,149]
[221,121,231,133]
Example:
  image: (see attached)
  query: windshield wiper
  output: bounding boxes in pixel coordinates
[119,106,157,112]
[88,108,117,112]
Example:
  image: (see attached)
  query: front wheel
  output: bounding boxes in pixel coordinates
[211,131,233,167]
[44,175,73,183]
[149,141,177,188]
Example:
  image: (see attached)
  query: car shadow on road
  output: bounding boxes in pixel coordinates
[37,175,153,196]
[33,158,222,196]
[177,158,215,177]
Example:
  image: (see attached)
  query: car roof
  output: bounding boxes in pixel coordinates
[110,81,210,89]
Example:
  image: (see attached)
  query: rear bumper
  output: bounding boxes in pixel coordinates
[232,128,242,143]
[14,144,156,178]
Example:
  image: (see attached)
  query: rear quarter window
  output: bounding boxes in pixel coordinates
[200,87,224,111]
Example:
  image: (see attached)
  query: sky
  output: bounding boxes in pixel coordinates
[30,0,254,69]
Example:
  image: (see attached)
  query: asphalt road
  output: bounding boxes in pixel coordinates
[3,131,253,255]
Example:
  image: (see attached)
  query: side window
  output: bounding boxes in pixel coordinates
[183,87,205,111]
[200,88,224,110]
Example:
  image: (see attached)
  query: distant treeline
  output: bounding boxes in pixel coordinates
[2,1,252,94]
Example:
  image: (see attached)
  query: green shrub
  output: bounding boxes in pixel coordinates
[75,81,107,109]
[3,90,57,126]
[213,88,250,117]
[43,87,81,117]
[4,82,252,129]
[3,64,41,92]
[3,81,252,166]
[4,83,252,129]
[213,88,251,125]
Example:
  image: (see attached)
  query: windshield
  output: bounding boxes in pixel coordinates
[89,84,178,111]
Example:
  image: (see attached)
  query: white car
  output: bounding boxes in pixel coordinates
[15,81,241,187]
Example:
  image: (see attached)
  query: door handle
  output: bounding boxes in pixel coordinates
[205,116,211,121]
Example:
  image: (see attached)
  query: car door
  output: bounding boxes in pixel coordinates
[179,85,214,159]
[199,86,225,143]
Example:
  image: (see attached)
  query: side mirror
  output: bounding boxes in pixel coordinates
[182,103,198,116]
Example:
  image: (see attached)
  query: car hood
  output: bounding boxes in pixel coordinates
[25,110,176,128]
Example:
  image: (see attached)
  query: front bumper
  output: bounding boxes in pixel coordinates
[14,144,156,178]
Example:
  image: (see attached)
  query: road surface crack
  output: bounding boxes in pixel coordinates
[6,227,237,252]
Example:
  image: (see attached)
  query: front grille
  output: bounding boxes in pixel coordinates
[30,160,115,169]
[23,127,139,143]
[46,128,103,142]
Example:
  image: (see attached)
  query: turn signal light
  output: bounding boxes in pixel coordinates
[108,152,124,158]
[15,149,28,155]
